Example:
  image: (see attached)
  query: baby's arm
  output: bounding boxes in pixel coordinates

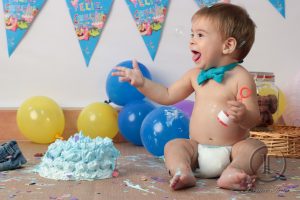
[112,59,194,105]
[227,71,260,129]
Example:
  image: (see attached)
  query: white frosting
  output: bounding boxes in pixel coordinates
[36,132,120,181]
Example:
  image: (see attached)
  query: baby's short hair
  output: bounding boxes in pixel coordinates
[192,3,256,60]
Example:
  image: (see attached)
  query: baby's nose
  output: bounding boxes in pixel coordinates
[190,37,196,45]
[189,42,196,50]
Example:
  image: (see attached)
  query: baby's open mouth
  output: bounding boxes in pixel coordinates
[191,50,201,62]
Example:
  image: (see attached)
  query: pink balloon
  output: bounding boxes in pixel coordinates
[222,0,231,3]
[283,71,300,127]
[173,100,194,118]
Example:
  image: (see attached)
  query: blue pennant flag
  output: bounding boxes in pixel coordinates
[268,0,285,18]
[2,0,47,57]
[194,0,219,7]
[194,0,231,7]
[125,0,169,60]
[66,0,114,66]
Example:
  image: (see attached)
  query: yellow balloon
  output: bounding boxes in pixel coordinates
[77,102,119,139]
[17,96,65,144]
[257,87,286,123]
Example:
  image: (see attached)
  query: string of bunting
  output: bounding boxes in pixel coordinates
[2,0,286,66]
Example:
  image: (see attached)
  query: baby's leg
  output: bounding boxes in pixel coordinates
[164,138,198,190]
[217,138,267,190]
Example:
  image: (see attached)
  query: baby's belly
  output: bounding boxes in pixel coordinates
[189,101,248,146]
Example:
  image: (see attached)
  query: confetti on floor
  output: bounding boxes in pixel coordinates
[1,142,300,200]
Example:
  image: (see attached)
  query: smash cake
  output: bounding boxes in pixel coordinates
[36,132,120,181]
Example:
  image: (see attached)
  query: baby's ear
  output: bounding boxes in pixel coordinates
[222,37,237,55]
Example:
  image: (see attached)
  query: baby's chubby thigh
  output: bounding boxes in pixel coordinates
[231,138,268,175]
[164,138,199,175]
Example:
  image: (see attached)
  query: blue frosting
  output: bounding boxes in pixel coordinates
[36,132,120,180]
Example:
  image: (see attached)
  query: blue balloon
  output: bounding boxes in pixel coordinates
[141,106,190,157]
[118,100,155,146]
[106,60,152,106]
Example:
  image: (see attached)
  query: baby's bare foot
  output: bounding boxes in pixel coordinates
[217,166,255,191]
[169,170,196,190]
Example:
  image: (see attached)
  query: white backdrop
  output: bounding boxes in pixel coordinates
[0,0,299,108]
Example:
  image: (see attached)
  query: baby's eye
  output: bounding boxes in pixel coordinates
[197,33,203,38]
[190,33,203,39]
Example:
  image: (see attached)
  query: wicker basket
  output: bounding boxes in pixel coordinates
[250,126,300,158]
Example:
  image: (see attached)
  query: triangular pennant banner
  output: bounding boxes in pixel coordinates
[125,0,169,60]
[2,0,46,57]
[194,0,230,7]
[268,0,285,18]
[66,0,114,66]
[194,0,219,7]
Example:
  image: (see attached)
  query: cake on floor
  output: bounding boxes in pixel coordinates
[36,132,120,181]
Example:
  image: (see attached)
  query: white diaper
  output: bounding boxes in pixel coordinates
[195,144,232,178]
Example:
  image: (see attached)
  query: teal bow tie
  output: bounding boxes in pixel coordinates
[197,61,242,85]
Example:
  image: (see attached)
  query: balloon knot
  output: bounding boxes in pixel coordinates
[55,134,64,140]
[104,99,112,104]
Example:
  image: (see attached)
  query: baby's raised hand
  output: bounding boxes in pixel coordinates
[111,59,145,88]
[226,100,246,124]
